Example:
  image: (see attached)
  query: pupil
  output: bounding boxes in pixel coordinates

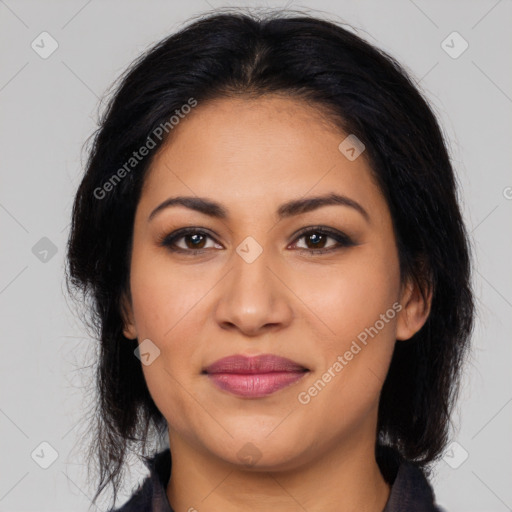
[188,234,204,248]
[308,233,324,248]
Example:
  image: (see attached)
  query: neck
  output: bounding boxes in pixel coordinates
[166,428,391,512]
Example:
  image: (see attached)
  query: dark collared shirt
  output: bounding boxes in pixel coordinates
[111,447,446,512]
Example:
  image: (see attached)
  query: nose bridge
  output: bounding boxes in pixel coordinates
[231,234,275,300]
[224,208,276,283]
[214,234,291,333]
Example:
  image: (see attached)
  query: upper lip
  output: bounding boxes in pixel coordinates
[203,354,309,374]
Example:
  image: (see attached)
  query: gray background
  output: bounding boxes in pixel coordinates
[1,0,511,511]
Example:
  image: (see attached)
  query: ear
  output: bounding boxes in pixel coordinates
[396,276,433,341]
[120,290,138,340]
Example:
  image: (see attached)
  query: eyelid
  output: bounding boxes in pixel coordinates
[156,226,220,248]
[290,225,355,245]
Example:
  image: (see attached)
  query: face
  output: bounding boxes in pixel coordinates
[122,95,429,470]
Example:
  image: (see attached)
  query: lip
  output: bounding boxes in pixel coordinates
[203,354,309,398]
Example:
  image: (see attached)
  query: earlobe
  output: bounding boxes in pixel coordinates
[396,278,433,341]
[120,292,138,340]
[123,323,137,340]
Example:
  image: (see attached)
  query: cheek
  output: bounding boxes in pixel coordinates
[130,253,210,435]
[292,246,401,343]
[293,258,400,436]
[291,246,401,414]
[129,246,211,339]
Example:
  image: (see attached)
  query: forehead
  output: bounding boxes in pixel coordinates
[138,95,387,223]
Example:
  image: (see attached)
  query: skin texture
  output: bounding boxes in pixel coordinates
[121,95,432,512]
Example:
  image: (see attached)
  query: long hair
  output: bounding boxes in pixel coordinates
[65,8,475,509]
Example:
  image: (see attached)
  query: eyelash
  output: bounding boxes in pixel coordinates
[157,226,356,256]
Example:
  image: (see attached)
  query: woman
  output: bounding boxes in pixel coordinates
[66,8,474,512]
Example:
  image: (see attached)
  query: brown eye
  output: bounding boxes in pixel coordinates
[159,228,222,253]
[181,232,208,249]
[291,227,356,255]
[159,226,356,256]
[301,231,330,250]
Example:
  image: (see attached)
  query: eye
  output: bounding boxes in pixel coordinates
[158,226,356,256]
[290,226,356,255]
[158,227,221,254]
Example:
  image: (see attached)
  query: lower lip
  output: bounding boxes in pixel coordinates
[206,371,308,398]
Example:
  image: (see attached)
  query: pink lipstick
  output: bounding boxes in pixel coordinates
[203,354,309,398]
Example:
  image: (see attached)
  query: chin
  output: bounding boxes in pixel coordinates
[205,435,310,472]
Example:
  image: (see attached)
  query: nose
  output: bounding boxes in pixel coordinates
[214,240,294,337]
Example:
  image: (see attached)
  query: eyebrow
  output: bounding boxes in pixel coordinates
[148,192,370,223]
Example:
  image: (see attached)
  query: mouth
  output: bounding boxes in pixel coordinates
[202,354,310,398]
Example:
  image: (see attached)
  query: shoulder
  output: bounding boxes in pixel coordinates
[384,460,447,512]
[378,444,446,512]
[108,475,153,512]
[108,449,172,512]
